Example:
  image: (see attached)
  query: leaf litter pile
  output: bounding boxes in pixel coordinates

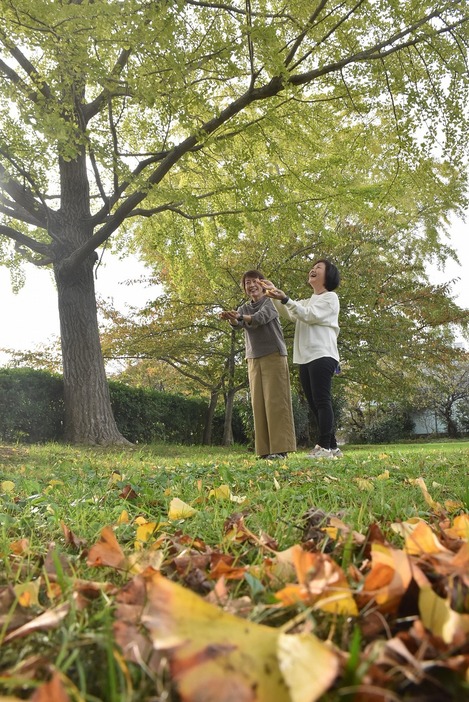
[0,444,468,701]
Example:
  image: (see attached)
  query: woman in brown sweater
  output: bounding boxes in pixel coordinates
[220,270,296,459]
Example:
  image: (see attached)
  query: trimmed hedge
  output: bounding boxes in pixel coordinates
[109,381,208,444]
[0,368,246,445]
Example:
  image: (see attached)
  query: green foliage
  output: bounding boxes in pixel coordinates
[346,402,416,444]
[109,380,209,445]
[0,367,250,446]
[0,367,63,442]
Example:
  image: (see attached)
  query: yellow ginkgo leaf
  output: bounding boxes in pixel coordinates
[442,514,469,541]
[208,485,231,500]
[1,480,15,493]
[138,571,338,702]
[403,520,451,556]
[355,478,374,491]
[413,477,443,513]
[376,470,390,480]
[117,510,130,524]
[135,522,160,549]
[168,497,197,520]
[419,586,469,645]
[128,549,164,574]
[278,631,339,702]
[390,517,426,539]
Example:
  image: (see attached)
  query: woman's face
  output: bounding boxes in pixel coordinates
[308,261,327,288]
[244,277,265,300]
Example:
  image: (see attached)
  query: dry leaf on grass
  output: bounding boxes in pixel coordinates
[2,603,70,643]
[132,570,339,702]
[30,671,71,702]
[168,497,197,520]
[275,545,358,616]
[86,526,127,569]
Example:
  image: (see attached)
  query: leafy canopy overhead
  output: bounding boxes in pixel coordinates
[0,0,468,276]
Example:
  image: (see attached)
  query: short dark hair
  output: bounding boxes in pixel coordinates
[314,259,340,291]
[241,269,265,288]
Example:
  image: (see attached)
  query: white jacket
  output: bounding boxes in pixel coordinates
[274,292,340,364]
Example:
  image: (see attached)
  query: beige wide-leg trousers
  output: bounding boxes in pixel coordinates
[247,352,296,457]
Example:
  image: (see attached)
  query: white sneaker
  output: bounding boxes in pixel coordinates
[331,448,343,458]
[308,446,335,459]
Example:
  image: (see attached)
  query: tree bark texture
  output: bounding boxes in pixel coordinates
[202,389,219,445]
[55,257,129,445]
[53,154,129,445]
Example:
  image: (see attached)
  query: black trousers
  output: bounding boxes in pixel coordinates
[299,356,338,450]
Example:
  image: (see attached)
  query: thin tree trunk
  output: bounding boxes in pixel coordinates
[222,388,235,446]
[202,389,219,445]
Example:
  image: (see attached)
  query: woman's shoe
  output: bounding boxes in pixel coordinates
[308,446,334,459]
[330,448,343,457]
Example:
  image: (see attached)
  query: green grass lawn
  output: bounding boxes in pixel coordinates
[0,440,468,701]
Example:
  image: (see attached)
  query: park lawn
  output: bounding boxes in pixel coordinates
[0,440,468,701]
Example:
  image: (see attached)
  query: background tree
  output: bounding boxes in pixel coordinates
[413,351,469,437]
[1,0,468,443]
[100,291,248,445]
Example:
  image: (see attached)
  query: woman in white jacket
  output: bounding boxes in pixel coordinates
[262,259,342,459]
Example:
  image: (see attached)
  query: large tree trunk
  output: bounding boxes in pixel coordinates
[54,151,129,445]
[55,257,129,445]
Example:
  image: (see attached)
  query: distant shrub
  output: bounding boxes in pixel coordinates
[348,406,415,444]
[0,368,64,442]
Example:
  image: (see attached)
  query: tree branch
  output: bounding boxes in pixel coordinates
[0,224,51,257]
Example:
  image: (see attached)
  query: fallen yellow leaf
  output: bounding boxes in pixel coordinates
[403,520,451,556]
[168,497,197,520]
[1,480,15,493]
[355,478,374,491]
[277,631,339,702]
[208,485,231,500]
[138,571,338,702]
[419,586,469,645]
[135,522,160,549]
[442,514,469,541]
[117,510,130,524]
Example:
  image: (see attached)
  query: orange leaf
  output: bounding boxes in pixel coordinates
[30,671,71,702]
[276,546,358,616]
[403,520,452,556]
[9,538,30,555]
[87,526,127,570]
[360,543,429,613]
